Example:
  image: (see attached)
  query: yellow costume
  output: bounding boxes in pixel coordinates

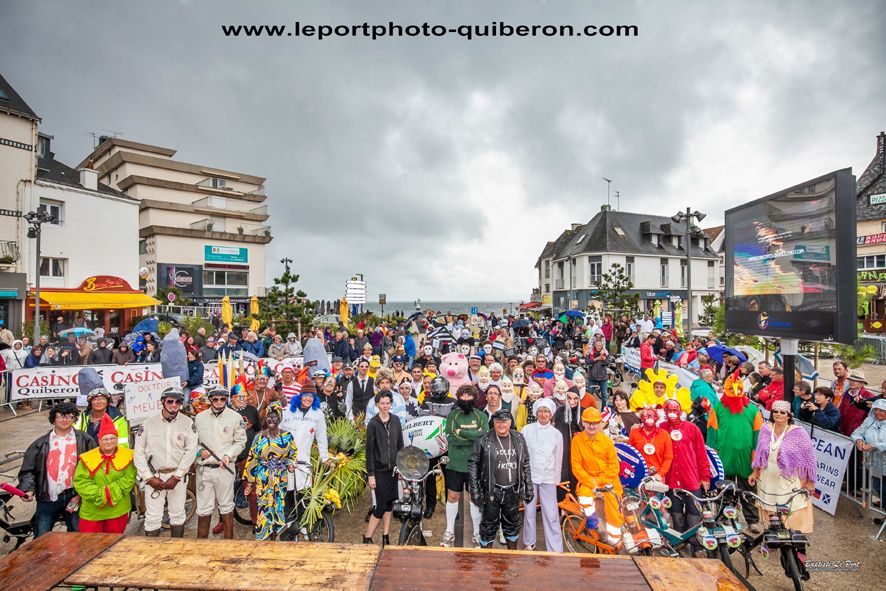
[629,367,692,412]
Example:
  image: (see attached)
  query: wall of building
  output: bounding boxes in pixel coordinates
[25,182,140,289]
[0,115,37,274]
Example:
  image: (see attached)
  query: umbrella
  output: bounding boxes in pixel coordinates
[232,350,259,362]
[249,295,260,333]
[704,344,748,364]
[405,311,423,324]
[512,319,530,329]
[58,327,95,338]
[221,295,233,330]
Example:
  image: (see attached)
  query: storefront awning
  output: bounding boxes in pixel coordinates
[518,301,543,310]
[31,291,161,311]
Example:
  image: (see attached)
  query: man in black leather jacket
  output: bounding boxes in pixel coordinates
[468,409,532,549]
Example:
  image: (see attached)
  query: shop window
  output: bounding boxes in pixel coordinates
[40,257,66,278]
[203,269,249,297]
[858,255,886,270]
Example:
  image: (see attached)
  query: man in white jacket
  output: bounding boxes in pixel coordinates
[520,397,563,551]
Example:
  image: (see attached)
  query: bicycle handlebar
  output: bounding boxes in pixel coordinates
[674,481,736,504]
[741,488,809,510]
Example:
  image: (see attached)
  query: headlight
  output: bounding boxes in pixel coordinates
[649,497,662,510]
[723,506,738,519]
[662,496,673,509]
[703,536,718,550]
[726,534,741,548]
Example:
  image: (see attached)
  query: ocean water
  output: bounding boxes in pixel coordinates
[362,301,520,316]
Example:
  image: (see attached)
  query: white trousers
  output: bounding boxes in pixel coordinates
[523,483,563,552]
[196,465,235,516]
[144,473,188,531]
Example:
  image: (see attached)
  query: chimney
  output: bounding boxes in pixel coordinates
[879,131,886,166]
[570,223,582,231]
[79,160,98,191]
[600,204,611,212]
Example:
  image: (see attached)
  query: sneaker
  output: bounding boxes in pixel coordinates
[440,531,455,547]
[524,544,535,551]
[498,529,505,545]
[584,514,599,532]
[471,535,481,549]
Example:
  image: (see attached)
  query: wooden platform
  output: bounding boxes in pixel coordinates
[0,533,747,591]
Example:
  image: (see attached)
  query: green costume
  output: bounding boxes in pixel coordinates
[445,407,488,473]
[72,446,136,521]
[689,379,719,408]
[706,400,763,478]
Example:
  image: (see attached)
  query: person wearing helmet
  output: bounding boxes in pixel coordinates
[416,375,453,519]
[194,387,247,539]
[133,387,198,538]
[571,406,624,546]
[75,387,130,449]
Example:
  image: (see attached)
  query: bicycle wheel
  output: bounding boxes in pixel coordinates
[161,488,196,530]
[232,480,253,526]
[398,520,427,546]
[561,514,598,554]
[308,511,334,543]
[720,545,756,590]
[781,547,804,591]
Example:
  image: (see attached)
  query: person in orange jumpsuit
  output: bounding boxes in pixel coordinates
[571,407,624,544]
[628,408,674,481]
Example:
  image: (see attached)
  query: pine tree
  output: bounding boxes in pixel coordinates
[258,259,314,337]
[697,293,719,327]
[595,263,639,316]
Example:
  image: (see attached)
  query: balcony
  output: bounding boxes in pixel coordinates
[249,204,268,216]
[250,225,272,238]
[246,186,265,197]
[0,241,20,265]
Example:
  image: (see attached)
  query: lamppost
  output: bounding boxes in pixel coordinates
[671,208,706,334]
[24,209,56,345]
[602,178,612,208]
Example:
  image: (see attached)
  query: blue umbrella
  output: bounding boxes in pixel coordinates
[512,319,530,329]
[563,310,586,318]
[58,327,95,338]
[704,344,747,364]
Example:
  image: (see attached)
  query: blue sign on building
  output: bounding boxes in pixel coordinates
[470,307,479,315]
[204,245,248,264]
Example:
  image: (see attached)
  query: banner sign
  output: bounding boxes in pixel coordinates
[621,346,642,374]
[757,405,852,515]
[124,377,182,425]
[11,364,163,401]
[205,245,248,264]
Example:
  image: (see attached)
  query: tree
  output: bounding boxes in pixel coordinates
[595,263,640,316]
[697,293,719,327]
[258,260,314,337]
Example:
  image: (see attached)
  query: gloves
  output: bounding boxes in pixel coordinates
[164,476,181,490]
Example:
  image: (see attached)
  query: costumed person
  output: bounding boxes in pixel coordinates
[610,390,641,434]
[74,368,130,448]
[516,382,544,431]
[572,373,597,409]
[133,387,198,537]
[586,341,609,407]
[72,414,136,533]
[468,409,533,550]
[511,366,528,402]
[242,401,298,540]
[543,361,573,398]
[195,387,247,539]
[499,377,519,408]
[280,383,329,521]
[628,407,673,480]
[706,373,763,533]
[17,402,96,537]
[571,407,624,545]
[441,384,489,548]
[553,387,583,499]
[346,358,375,420]
[418,376,453,519]
[276,363,303,406]
[689,369,719,409]
[363,391,405,546]
[229,381,261,529]
[662,399,709,555]
[522,398,564,552]
[748,400,817,579]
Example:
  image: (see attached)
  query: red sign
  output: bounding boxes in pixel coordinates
[78,275,134,292]
[857,233,886,246]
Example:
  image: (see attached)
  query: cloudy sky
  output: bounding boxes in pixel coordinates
[2,0,884,302]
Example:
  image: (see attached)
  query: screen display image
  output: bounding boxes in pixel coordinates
[725,169,856,343]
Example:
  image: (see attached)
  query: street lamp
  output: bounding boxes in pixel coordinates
[24,209,56,345]
[671,208,706,334]
[602,178,612,208]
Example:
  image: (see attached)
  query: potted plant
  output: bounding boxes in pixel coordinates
[237,226,244,235]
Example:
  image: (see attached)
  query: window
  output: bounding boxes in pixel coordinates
[138,239,148,255]
[614,226,625,237]
[211,177,227,189]
[588,256,602,287]
[40,257,65,278]
[858,255,886,270]
[544,260,550,279]
[202,269,249,297]
[625,256,635,284]
[680,260,687,288]
[544,283,550,293]
[570,259,577,288]
[36,136,49,157]
[0,88,8,100]
[882,222,886,233]
[38,200,63,225]
[708,261,716,289]
[660,258,669,288]
[575,234,587,245]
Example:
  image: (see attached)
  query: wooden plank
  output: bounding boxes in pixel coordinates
[65,537,380,591]
[0,532,121,591]
[633,556,748,591]
[371,547,651,591]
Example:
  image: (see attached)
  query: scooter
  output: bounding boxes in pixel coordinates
[393,447,446,546]
[0,483,34,550]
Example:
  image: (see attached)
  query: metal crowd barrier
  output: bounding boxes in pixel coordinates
[841,443,885,540]
[856,334,886,364]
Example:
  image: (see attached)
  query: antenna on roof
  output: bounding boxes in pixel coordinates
[83,130,122,148]
[614,190,620,211]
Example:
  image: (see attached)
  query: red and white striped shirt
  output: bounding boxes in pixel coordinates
[280,382,302,405]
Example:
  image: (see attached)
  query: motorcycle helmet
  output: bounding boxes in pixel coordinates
[429,376,450,400]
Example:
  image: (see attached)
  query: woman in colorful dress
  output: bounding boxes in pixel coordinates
[242,401,298,540]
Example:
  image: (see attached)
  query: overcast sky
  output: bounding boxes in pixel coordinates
[2,0,884,301]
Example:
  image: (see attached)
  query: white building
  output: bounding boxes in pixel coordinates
[536,206,720,328]
[77,138,272,304]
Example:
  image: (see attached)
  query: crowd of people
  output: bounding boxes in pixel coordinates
[8,309,886,564]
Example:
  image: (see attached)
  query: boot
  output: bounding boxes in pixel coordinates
[506,540,518,550]
[220,512,234,540]
[382,534,390,547]
[197,515,211,539]
[362,536,373,544]
[170,524,185,538]
[145,529,160,537]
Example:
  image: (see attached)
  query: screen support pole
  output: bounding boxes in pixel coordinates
[781,338,798,404]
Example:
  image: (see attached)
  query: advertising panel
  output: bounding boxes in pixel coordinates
[724,169,857,343]
[205,245,248,264]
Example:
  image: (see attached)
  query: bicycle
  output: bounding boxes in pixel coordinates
[231,470,253,527]
[557,481,621,554]
[278,460,336,542]
[737,489,811,591]
[393,447,446,546]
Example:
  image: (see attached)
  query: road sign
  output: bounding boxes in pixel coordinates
[379,294,387,305]
[470,307,478,315]
[166,292,176,303]
[346,279,367,304]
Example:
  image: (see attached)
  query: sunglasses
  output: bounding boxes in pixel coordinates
[771,410,789,415]
[210,397,227,402]
[163,399,183,406]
